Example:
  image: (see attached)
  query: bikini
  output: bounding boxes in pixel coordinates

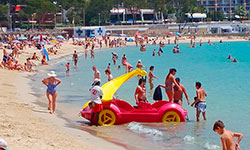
[165,80,173,91]
[47,82,57,94]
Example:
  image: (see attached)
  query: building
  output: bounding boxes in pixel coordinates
[197,0,250,18]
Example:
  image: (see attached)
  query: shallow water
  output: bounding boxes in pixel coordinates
[32,41,250,150]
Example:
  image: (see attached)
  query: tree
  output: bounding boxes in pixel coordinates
[23,0,57,25]
[0,4,8,22]
[235,6,247,17]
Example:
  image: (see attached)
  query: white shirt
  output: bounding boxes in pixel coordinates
[90,85,103,104]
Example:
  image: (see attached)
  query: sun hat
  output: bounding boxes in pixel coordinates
[138,59,141,62]
[47,71,57,77]
[0,138,8,150]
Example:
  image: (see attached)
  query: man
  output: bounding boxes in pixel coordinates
[191,82,207,122]
[173,78,189,106]
[92,65,100,79]
[148,66,158,90]
[213,120,243,150]
[89,79,103,126]
[72,50,78,68]
[134,78,148,105]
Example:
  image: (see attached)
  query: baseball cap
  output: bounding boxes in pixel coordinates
[0,138,8,150]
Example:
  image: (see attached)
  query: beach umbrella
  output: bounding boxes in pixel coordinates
[32,36,40,40]
[73,37,79,41]
[12,40,21,43]
[128,38,133,42]
[51,40,58,43]
[89,34,95,37]
[18,36,27,40]
[168,32,173,35]
[175,32,181,36]
[56,35,64,39]
[40,42,46,45]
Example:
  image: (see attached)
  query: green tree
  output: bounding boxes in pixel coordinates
[235,6,247,17]
[0,4,8,22]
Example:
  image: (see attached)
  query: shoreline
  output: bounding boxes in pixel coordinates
[0,36,248,149]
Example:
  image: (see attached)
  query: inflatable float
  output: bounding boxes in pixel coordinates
[80,68,187,126]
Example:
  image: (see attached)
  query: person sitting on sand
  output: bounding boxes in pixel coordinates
[232,58,238,62]
[31,52,39,60]
[213,120,243,150]
[14,60,24,71]
[41,55,48,65]
[89,79,103,126]
[134,78,148,106]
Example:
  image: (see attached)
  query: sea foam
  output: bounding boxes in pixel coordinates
[183,135,195,143]
[204,142,220,150]
[128,122,163,137]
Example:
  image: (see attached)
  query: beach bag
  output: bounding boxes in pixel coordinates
[153,86,162,101]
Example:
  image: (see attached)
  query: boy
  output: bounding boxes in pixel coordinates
[134,78,148,105]
[213,120,243,150]
[191,82,207,121]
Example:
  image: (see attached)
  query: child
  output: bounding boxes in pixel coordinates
[65,62,70,73]
[191,82,207,122]
[213,120,243,150]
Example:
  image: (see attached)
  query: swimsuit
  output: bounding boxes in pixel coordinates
[173,99,182,104]
[3,55,7,62]
[47,82,57,94]
[196,101,206,112]
[138,98,147,103]
[165,80,173,91]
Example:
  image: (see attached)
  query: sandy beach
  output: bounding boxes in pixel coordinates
[0,34,248,149]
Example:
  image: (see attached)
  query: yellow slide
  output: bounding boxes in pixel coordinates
[82,69,147,109]
[101,68,147,101]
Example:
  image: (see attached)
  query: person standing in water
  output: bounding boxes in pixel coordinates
[159,68,181,102]
[92,65,100,79]
[134,78,148,105]
[173,77,189,106]
[89,79,103,126]
[191,82,207,122]
[213,120,243,150]
[42,71,61,114]
[148,66,158,90]
[72,50,78,68]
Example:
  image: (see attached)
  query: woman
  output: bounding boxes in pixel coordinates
[159,68,180,102]
[42,71,61,114]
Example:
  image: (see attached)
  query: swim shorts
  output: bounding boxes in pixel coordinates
[196,101,206,112]
[92,103,103,113]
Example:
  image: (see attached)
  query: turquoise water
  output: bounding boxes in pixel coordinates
[33,41,250,150]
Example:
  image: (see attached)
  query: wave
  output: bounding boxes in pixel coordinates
[204,142,220,150]
[183,135,195,143]
[128,122,163,137]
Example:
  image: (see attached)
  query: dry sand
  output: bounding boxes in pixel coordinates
[0,35,248,150]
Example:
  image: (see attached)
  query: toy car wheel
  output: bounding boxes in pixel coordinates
[162,111,181,123]
[98,110,116,126]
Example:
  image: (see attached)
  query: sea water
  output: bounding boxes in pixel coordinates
[32,41,250,150]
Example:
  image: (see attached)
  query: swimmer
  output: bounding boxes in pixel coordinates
[227,54,232,59]
[92,65,100,79]
[173,78,189,106]
[213,120,243,150]
[159,68,181,102]
[72,50,78,68]
[232,58,238,62]
[134,78,148,105]
[122,54,127,66]
[191,82,207,122]
[65,62,70,74]
[136,60,144,69]
[152,49,155,56]
[105,69,113,81]
[112,52,118,65]
[118,65,121,70]
[148,66,158,90]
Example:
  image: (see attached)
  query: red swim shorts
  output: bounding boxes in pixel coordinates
[92,103,103,112]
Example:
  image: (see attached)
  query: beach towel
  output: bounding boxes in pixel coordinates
[42,48,49,61]
[153,86,162,101]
